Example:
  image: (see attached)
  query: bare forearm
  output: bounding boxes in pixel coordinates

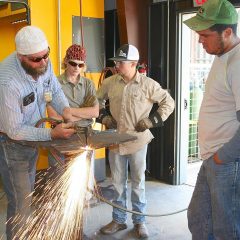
[71,104,99,119]
[47,105,63,120]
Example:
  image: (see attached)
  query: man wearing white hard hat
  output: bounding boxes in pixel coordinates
[0,26,75,240]
[97,44,175,239]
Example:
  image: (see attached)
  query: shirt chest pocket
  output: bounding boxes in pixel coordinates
[130,89,146,102]
[108,89,122,103]
[22,101,36,115]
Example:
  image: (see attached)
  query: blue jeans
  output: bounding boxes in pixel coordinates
[188,156,240,240]
[109,145,148,224]
[0,137,38,240]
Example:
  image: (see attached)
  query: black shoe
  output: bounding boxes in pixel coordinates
[100,220,127,235]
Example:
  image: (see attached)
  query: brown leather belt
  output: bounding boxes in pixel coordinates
[0,132,8,138]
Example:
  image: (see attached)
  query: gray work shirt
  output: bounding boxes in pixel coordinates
[58,73,97,107]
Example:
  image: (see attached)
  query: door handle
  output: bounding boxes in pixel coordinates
[184,99,188,110]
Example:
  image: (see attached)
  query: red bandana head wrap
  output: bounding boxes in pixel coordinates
[65,44,86,62]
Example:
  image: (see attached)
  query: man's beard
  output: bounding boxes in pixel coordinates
[215,35,225,56]
[21,60,48,79]
[218,36,225,55]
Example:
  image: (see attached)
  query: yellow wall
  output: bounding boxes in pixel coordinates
[0,3,28,60]
[0,19,26,60]
[31,0,105,168]
[0,0,104,80]
[0,0,105,169]
[0,0,104,74]
[30,0,59,73]
[60,0,104,70]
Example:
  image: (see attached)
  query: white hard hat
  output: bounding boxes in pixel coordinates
[15,26,49,55]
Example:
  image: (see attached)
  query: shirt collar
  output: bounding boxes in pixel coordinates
[118,71,140,84]
[219,42,240,63]
[133,71,141,83]
[62,72,82,86]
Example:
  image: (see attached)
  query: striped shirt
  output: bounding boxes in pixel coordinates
[0,52,69,141]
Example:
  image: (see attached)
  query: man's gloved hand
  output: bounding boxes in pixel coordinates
[96,108,117,129]
[102,115,117,129]
[81,95,98,107]
[135,111,163,132]
[135,118,153,132]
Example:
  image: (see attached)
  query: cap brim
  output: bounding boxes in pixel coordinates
[108,56,128,61]
[183,15,215,32]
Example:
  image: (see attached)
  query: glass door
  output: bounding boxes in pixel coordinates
[177,13,214,184]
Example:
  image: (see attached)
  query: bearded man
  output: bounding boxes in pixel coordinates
[0,26,75,240]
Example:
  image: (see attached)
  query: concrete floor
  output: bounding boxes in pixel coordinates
[0,161,202,240]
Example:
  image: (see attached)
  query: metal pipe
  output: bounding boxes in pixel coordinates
[0,0,31,25]
[57,0,62,75]
[79,0,84,47]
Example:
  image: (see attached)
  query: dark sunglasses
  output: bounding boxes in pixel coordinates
[26,48,50,63]
[68,61,85,68]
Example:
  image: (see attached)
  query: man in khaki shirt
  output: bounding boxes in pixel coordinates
[97,44,174,239]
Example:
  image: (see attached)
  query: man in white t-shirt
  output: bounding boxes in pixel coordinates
[184,0,240,239]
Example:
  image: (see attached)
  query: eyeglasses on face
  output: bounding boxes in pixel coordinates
[26,48,50,63]
[68,61,85,68]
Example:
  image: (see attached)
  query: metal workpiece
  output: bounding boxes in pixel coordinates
[16,129,137,155]
[0,118,136,156]
[32,118,136,155]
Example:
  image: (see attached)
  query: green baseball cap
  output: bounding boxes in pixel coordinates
[184,0,238,31]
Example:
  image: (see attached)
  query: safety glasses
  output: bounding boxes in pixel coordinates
[68,61,85,68]
[26,48,50,63]
[114,61,132,66]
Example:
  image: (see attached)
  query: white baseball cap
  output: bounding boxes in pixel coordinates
[109,44,139,61]
[15,26,49,55]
